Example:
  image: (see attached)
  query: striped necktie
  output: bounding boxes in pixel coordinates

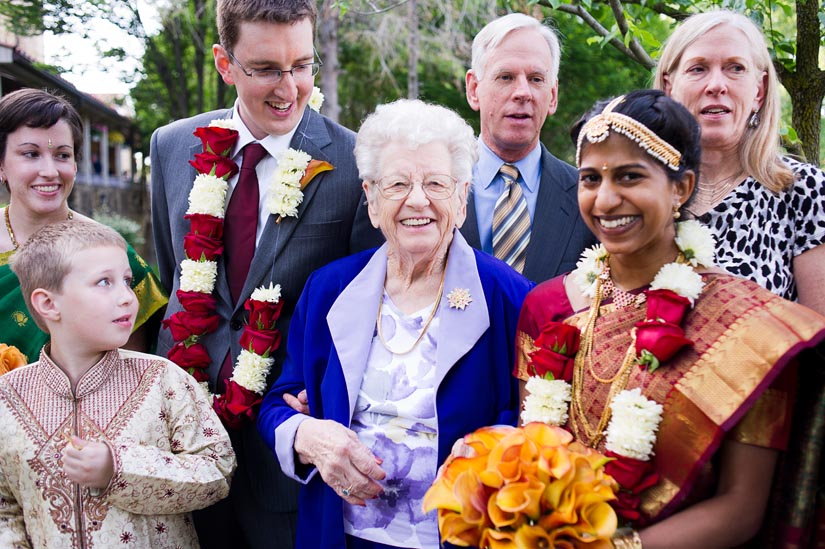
[492,163,530,273]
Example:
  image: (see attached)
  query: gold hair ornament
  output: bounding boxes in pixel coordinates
[576,95,682,172]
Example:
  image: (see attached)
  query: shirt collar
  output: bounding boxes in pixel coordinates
[474,139,542,193]
[230,99,299,159]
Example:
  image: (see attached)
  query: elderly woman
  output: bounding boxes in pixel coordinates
[653,10,825,316]
[515,90,825,546]
[0,88,166,361]
[257,99,532,548]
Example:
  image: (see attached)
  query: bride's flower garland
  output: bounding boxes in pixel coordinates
[522,220,716,521]
[165,88,332,427]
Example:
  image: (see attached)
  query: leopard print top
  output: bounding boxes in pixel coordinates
[697,157,825,301]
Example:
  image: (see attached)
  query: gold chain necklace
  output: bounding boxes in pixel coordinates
[5,205,73,251]
[376,269,446,356]
[569,272,638,447]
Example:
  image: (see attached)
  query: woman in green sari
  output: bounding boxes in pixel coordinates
[0,88,167,363]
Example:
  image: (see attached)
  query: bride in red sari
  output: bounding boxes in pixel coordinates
[515,89,825,546]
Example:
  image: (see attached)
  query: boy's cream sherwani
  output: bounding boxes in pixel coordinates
[0,349,236,548]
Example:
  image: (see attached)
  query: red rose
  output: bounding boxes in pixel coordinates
[190,368,210,382]
[213,380,262,430]
[644,289,692,324]
[193,126,238,156]
[183,232,224,261]
[634,321,693,372]
[604,451,659,491]
[246,299,284,331]
[168,341,211,369]
[177,290,217,315]
[189,152,239,179]
[528,322,580,381]
[239,327,281,356]
[185,213,224,239]
[605,451,659,522]
[163,311,220,341]
[528,348,576,381]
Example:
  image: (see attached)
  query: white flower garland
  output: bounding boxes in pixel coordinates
[570,221,714,302]
[521,377,571,426]
[179,119,235,297]
[309,86,325,112]
[230,282,282,395]
[604,388,663,461]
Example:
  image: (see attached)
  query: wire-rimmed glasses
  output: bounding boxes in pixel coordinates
[375,174,458,200]
[225,49,322,84]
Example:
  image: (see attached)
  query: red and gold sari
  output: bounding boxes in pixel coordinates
[515,273,825,535]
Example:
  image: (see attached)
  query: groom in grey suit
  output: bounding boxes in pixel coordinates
[150,1,380,547]
[461,14,596,282]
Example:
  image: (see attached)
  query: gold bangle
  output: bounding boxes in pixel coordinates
[613,528,643,549]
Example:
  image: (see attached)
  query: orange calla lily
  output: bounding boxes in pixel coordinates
[423,424,618,548]
[0,343,27,375]
[298,159,333,190]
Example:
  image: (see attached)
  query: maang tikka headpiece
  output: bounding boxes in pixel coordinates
[576,95,682,171]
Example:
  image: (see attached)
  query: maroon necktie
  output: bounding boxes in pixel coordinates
[224,142,267,304]
[219,142,267,393]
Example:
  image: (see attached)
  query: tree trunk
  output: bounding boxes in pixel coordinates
[785,0,824,165]
[407,0,419,99]
[318,0,341,122]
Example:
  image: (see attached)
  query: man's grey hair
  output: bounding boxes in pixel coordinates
[471,13,561,84]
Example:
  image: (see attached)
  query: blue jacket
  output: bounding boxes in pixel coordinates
[257,232,533,548]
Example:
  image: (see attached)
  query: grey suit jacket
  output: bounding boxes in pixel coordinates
[150,107,382,519]
[461,143,597,283]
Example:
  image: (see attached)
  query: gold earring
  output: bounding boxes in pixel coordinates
[673,205,681,219]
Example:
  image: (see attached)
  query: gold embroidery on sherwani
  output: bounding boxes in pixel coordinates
[0,348,235,548]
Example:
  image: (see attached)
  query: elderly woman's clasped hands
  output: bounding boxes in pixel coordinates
[294,417,386,505]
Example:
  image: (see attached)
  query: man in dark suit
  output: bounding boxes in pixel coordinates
[462,13,596,282]
[149,1,380,547]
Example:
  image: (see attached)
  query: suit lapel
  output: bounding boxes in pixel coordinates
[234,109,332,310]
[460,193,482,249]
[524,146,578,281]
[327,246,387,421]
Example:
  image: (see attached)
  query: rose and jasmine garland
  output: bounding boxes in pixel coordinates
[163,88,330,428]
[522,219,716,522]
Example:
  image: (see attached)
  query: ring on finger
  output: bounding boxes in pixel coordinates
[341,484,354,497]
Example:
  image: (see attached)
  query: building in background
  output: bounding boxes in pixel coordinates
[0,22,151,258]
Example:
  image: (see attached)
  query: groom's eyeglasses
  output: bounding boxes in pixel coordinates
[225,49,322,84]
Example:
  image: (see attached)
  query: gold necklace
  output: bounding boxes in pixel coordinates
[376,269,446,355]
[5,205,74,251]
[569,269,638,448]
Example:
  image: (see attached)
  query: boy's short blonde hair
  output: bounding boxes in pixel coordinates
[10,220,127,332]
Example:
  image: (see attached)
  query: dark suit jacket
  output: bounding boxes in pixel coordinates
[461,143,597,283]
[150,107,382,534]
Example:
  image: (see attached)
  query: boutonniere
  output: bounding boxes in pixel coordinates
[264,86,332,222]
[446,288,472,310]
[266,151,334,222]
[212,283,284,429]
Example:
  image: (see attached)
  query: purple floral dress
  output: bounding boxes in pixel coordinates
[343,292,440,548]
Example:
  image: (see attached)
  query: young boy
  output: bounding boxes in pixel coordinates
[0,220,236,548]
